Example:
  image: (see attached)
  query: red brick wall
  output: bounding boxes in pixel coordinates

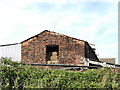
[21,31,85,65]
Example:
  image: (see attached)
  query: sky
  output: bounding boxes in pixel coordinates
[0,0,119,64]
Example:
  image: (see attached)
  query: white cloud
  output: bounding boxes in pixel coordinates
[97,43,118,57]
[96,42,118,63]
[74,2,117,43]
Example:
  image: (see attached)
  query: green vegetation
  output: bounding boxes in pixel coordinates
[0,57,120,88]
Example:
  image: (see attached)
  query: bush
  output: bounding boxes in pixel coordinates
[1,57,120,88]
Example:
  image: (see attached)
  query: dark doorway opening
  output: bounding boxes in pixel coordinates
[46,45,59,64]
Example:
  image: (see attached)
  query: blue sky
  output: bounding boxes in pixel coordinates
[0,0,119,63]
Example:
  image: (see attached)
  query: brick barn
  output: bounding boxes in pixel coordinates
[21,30,99,65]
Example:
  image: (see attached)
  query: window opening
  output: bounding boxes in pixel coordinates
[46,45,59,64]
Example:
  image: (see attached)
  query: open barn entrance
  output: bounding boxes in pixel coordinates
[46,45,59,64]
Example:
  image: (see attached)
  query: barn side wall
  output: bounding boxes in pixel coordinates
[22,31,85,65]
[0,44,21,62]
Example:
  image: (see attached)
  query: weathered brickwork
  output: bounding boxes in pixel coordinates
[21,30,98,66]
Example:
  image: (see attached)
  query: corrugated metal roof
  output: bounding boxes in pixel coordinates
[0,43,20,47]
[99,58,115,64]
[0,43,21,62]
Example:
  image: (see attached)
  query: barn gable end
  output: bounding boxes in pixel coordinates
[21,30,99,66]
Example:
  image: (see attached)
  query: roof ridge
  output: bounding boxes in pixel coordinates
[21,30,87,43]
[45,30,87,42]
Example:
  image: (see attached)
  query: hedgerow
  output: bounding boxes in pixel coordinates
[0,57,120,88]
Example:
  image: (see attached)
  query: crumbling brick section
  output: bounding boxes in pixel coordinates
[21,30,98,67]
[85,42,99,61]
